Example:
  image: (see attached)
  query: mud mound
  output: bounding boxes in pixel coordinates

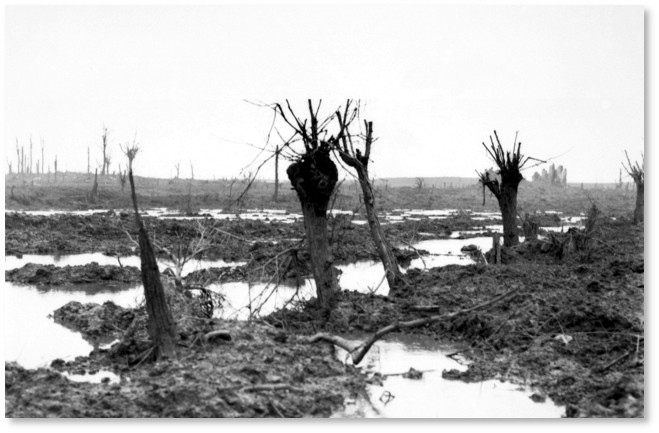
[184,266,248,284]
[53,301,136,341]
[6,263,141,286]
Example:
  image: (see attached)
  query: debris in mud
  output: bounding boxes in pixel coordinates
[5,262,141,286]
[530,393,547,403]
[402,368,423,380]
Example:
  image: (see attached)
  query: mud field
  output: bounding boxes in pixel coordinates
[4,206,644,418]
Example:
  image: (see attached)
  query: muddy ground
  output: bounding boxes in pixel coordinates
[4,211,501,280]
[5,281,367,418]
[268,218,645,417]
[5,322,366,417]
[6,262,142,286]
[4,209,644,417]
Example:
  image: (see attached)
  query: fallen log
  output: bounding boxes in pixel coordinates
[304,287,519,365]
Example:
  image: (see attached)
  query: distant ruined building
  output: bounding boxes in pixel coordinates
[532,163,567,187]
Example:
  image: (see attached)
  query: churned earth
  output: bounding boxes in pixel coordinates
[267,218,644,417]
[4,208,644,417]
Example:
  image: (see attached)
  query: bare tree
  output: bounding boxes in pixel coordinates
[276,100,341,313]
[88,168,99,203]
[104,153,112,176]
[189,161,194,180]
[477,130,540,247]
[273,145,280,202]
[54,156,58,181]
[122,140,177,359]
[15,139,21,174]
[101,126,109,175]
[87,146,91,174]
[335,102,405,293]
[623,150,644,224]
[414,177,425,191]
[119,167,127,192]
[29,136,33,175]
[154,219,216,289]
[174,161,181,179]
[41,139,45,175]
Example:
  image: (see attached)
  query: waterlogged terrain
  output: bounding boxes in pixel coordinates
[4,206,643,417]
[4,229,493,364]
[333,335,564,418]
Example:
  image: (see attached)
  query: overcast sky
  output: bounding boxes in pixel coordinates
[4,4,644,183]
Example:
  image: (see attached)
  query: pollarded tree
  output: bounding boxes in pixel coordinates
[478,130,537,247]
[276,100,342,314]
[334,101,405,293]
[623,150,644,224]
[122,140,177,360]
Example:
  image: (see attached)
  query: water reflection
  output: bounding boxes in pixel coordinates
[63,370,121,385]
[3,282,143,368]
[332,334,565,418]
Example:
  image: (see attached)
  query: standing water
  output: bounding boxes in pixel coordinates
[4,208,575,416]
[4,282,143,368]
[332,334,564,418]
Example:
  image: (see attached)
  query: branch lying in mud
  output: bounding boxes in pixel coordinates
[204,330,232,342]
[304,287,520,365]
[211,227,255,245]
[395,237,428,269]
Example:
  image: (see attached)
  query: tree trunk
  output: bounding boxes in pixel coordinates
[287,148,339,313]
[273,145,279,202]
[89,169,99,203]
[498,182,519,247]
[356,168,404,293]
[300,200,339,310]
[492,233,502,264]
[634,182,644,224]
[128,169,177,359]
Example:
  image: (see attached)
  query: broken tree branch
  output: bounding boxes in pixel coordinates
[304,287,520,365]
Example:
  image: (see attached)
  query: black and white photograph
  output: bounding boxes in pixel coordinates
[2,1,649,420]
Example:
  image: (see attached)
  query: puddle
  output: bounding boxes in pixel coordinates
[5,209,113,216]
[331,334,564,418]
[3,229,506,367]
[3,282,143,368]
[406,237,493,270]
[336,237,496,296]
[6,208,303,223]
[4,234,487,367]
[63,370,121,385]
[3,209,585,371]
[209,280,316,321]
[4,253,245,276]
